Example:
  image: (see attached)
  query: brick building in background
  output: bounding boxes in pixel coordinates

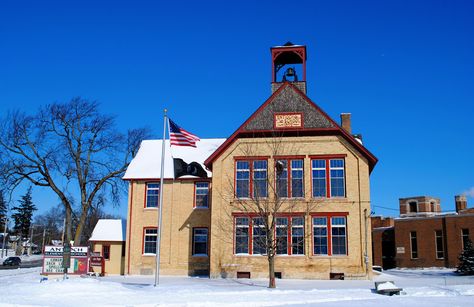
[372,195,474,269]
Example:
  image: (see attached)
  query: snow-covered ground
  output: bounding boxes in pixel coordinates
[1,267,473,306]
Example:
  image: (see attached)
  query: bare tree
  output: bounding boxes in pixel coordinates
[0,98,149,245]
[218,135,319,288]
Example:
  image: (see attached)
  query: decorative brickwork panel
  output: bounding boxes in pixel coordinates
[274,113,302,129]
[244,86,334,131]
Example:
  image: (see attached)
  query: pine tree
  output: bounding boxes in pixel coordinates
[11,187,37,239]
[457,238,474,275]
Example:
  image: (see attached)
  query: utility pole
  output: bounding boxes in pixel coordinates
[29,224,35,256]
[42,228,46,253]
[1,217,7,258]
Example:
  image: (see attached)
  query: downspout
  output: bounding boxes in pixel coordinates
[127,180,134,275]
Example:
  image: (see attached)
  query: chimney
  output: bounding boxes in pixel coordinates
[340,113,351,134]
[455,195,467,213]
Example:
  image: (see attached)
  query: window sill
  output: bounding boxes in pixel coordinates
[276,254,306,257]
[142,253,157,257]
[193,207,209,210]
[233,254,267,257]
[192,254,209,258]
[144,207,159,210]
[311,255,349,258]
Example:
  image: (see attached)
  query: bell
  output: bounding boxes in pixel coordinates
[285,67,295,77]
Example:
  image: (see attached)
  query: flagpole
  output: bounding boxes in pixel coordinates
[155,108,167,287]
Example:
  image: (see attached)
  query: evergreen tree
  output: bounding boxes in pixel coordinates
[457,238,474,275]
[11,187,37,239]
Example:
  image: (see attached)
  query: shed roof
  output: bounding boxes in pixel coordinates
[89,219,126,242]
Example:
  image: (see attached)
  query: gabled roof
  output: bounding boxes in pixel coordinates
[204,82,378,172]
[89,219,126,242]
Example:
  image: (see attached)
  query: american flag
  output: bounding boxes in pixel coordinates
[168,118,200,147]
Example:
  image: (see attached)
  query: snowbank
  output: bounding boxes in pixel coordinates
[0,268,473,306]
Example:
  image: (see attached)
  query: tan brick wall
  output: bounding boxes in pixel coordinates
[92,241,124,275]
[125,179,211,275]
[209,135,373,280]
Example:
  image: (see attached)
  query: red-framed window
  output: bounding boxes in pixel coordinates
[275,216,305,255]
[143,227,158,254]
[312,213,348,256]
[235,158,268,199]
[192,227,208,256]
[311,157,346,198]
[145,182,160,208]
[275,159,304,198]
[102,245,110,260]
[194,182,209,208]
[234,216,267,255]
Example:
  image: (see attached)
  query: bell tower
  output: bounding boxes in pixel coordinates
[271,42,307,94]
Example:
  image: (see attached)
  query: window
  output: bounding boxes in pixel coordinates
[276,159,304,198]
[276,217,288,254]
[313,215,347,256]
[143,228,158,254]
[145,183,160,208]
[409,201,418,213]
[235,217,249,254]
[330,160,345,197]
[410,231,418,259]
[435,230,444,259]
[312,160,326,197]
[291,217,305,255]
[252,217,266,254]
[331,217,347,255]
[102,245,110,260]
[311,158,345,198]
[192,228,208,256]
[462,229,470,250]
[275,216,305,255]
[195,182,209,208]
[236,161,250,198]
[313,217,328,255]
[253,161,268,198]
[235,159,268,198]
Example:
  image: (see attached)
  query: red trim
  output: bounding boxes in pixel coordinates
[234,158,268,198]
[325,161,330,197]
[310,157,346,198]
[127,180,134,274]
[192,227,209,256]
[204,82,378,173]
[271,45,307,82]
[310,212,349,256]
[308,154,347,159]
[311,212,349,216]
[194,182,210,209]
[234,156,270,160]
[273,112,304,130]
[144,181,161,208]
[274,155,306,159]
[142,226,158,255]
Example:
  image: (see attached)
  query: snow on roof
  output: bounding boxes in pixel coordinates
[89,219,125,242]
[123,138,226,180]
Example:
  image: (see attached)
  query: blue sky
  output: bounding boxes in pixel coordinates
[1,0,473,219]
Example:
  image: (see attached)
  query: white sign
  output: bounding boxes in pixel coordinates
[396,247,405,254]
[42,246,89,275]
